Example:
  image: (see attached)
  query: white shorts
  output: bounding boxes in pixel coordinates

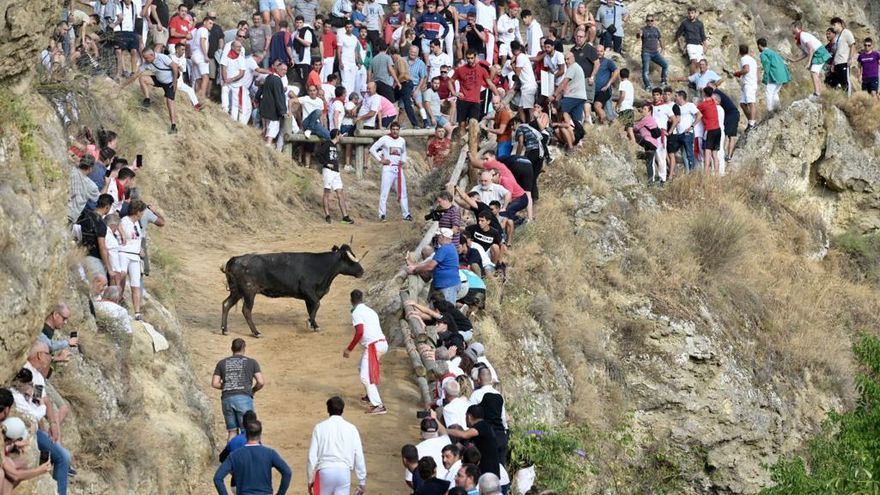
[322,168,344,190]
[520,85,537,109]
[270,0,285,10]
[686,44,704,61]
[191,53,209,78]
[498,42,512,58]
[740,84,757,104]
[809,64,824,74]
[109,251,126,273]
[264,119,281,139]
[122,253,142,288]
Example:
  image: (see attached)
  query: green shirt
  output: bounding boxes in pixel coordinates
[760,48,791,85]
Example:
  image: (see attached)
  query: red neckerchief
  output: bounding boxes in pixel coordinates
[794,29,802,46]
[228,50,240,59]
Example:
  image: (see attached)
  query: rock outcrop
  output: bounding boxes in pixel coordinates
[0,0,59,82]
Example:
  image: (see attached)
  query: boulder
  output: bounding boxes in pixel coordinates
[817,107,880,193]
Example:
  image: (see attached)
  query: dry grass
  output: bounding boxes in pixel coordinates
[823,91,880,144]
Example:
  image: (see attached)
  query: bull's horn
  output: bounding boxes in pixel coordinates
[345,250,360,263]
[349,235,354,246]
[360,250,370,261]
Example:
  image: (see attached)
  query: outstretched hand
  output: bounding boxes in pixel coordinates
[342,349,351,359]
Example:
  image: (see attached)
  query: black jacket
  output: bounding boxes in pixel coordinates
[258,73,287,121]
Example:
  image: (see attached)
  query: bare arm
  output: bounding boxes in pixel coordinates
[211,374,223,390]
[253,372,265,392]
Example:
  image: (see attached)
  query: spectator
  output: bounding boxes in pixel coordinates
[637,14,668,90]
[371,41,397,101]
[68,154,99,223]
[306,396,367,494]
[385,1,406,46]
[440,380,470,430]
[441,444,462,485]
[39,304,78,362]
[592,44,620,124]
[76,193,114,294]
[2,416,52,490]
[450,49,498,137]
[435,191,462,245]
[709,83,740,162]
[510,40,537,122]
[114,0,141,80]
[415,456,450,495]
[757,38,791,112]
[401,444,422,491]
[616,68,635,141]
[596,0,627,54]
[674,6,707,74]
[369,121,412,221]
[412,418,452,482]
[695,86,722,174]
[788,20,832,97]
[571,3,596,44]
[857,37,880,97]
[469,151,532,221]
[470,366,508,460]
[478,473,502,495]
[470,171,510,207]
[496,2,522,64]
[632,101,663,183]
[405,45,429,127]
[317,129,354,224]
[250,13,272,62]
[212,338,266,442]
[428,39,451,80]
[118,199,147,320]
[436,405,500,477]
[669,90,699,173]
[650,87,674,182]
[734,43,758,130]
[554,51,588,126]
[136,49,180,134]
[454,463,480,494]
[292,84,331,142]
[189,15,214,99]
[672,58,722,93]
[258,61,289,147]
[407,228,460,302]
[829,17,856,94]
[344,289,389,415]
[426,126,453,167]
[218,410,258,468]
[170,43,201,110]
[292,0,319,25]
[213,420,292,495]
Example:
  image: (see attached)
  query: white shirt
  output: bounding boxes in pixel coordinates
[369,135,407,166]
[428,52,452,80]
[330,99,346,129]
[119,215,143,256]
[476,356,500,384]
[358,94,381,127]
[190,26,210,60]
[337,33,359,66]
[116,0,141,32]
[675,101,699,134]
[515,53,536,89]
[220,54,244,86]
[797,31,822,55]
[15,362,48,423]
[295,27,314,65]
[739,54,758,87]
[105,226,121,256]
[299,95,325,118]
[470,183,509,205]
[652,102,675,131]
[405,435,451,481]
[618,79,634,111]
[350,303,385,346]
[443,460,462,485]
[171,53,188,76]
[307,415,367,484]
[322,83,337,106]
[470,385,508,429]
[441,396,470,430]
[543,50,565,86]
[235,56,260,89]
[496,14,521,44]
[526,21,543,58]
[342,100,356,126]
[474,0,496,31]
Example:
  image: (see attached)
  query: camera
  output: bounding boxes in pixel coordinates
[424,208,443,221]
[416,410,431,419]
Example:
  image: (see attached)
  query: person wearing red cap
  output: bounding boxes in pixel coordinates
[496,2,522,65]
[344,290,389,415]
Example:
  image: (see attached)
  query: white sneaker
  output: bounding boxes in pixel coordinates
[304,130,312,138]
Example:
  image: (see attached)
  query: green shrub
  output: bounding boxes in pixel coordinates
[834,230,880,285]
[761,335,880,494]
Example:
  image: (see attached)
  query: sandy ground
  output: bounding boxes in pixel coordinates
[165,220,423,494]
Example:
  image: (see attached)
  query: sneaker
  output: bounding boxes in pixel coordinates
[341,216,354,224]
[169,124,178,134]
[360,395,370,403]
[403,215,413,221]
[304,130,312,138]
[194,103,203,111]
[380,215,386,222]
[325,215,332,224]
[68,467,78,477]
[141,98,151,107]
[134,313,143,321]
[366,405,388,415]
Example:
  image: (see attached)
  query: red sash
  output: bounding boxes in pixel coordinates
[313,471,321,494]
[396,167,403,201]
[368,339,385,385]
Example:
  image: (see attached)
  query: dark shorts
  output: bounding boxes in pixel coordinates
[115,31,138,51]
[863,77,879,92]
[594,88,612,105]
[456,100,482,123]
[666,133,684,153]
[381,115,396,128]
[723,114,739,137]
[151,76,176,100]
[340,124,356,136]
[704,129,722,150]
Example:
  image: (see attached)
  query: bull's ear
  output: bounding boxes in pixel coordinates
[332,245,339,252]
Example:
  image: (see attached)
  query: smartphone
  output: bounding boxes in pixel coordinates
[416,410,431,419]
[136,154,143,168]
[33,385,43,405]
[70,331,78,347]
[39,450,50,464]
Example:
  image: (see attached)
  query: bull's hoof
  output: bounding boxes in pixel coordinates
[251,331,262,338]
[221,328,227,335]
[312,326,320,332]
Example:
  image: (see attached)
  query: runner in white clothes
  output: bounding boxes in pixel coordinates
[735,43,758,130]
[337,21,361,94]
[369,122,412,221]
[307,396,367,495]
[344,290,389,415]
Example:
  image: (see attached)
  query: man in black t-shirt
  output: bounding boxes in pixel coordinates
[438,405,500,477]
[76,193,114,294]
[464,211,503,265]
[453,186,503,234]
[570,26,598,104]
[316,130,353,224]
[212,338,266,441]
[458,234,483,274]
[148,0,171,49]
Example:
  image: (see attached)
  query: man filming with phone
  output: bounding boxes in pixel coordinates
[38,303,79,364]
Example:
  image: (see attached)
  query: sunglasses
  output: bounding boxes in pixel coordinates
[647,19,654,22]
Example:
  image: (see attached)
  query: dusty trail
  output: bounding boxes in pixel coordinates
[164,220,421,494]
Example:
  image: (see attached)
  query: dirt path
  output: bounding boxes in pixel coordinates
[164,220,421,494]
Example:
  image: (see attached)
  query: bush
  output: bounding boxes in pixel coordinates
[834,230,880,285]
[688,204,754,275]
[761,334,880,494]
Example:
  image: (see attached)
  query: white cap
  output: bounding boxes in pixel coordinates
[436,228,454,238]
[2,417,28,441]
[469,342,486,357]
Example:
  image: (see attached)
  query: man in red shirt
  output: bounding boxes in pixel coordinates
[695,86,721,175]
[468,150,531,221]
[449,49,498,138]
[321,22,337,81]
[167,4,193,51]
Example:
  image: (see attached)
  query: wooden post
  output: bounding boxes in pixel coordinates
[355,145,364,180]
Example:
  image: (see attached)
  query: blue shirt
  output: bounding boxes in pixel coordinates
[86,163,106,209]
[352,11,366,37]
[213,444,292,495]
[461,269,486,290]
[409,57,427,88]
[595,57,618,91]
[432,243,460,289]
[227,433,247,453]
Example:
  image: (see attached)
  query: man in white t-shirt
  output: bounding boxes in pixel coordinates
[617,68,635,141]
[788,21,830,97]
[189,16,214,99]
[670,89,699,173]
[522,10,542,59]
[474,0,497,61]
[542,39,565,87]
[337,21,360,94]
[369,122,411,221]
[496,2,521,64]
[407,418,451,483]
[511,40,537,121]
[734,43,758,129]
[220,40,247,121]
[649,88,674,182]
[171,43,200,109]
[344,290,389,415]
[428,39,452,80]
[440,380,470,430]
[830,17,856,94]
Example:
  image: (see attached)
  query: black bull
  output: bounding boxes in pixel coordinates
[220,244,365,337]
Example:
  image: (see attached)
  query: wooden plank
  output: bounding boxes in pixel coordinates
[355,145,364,180]
[402,320,427,377]
[356,128,436,138]
[284,134,374,144]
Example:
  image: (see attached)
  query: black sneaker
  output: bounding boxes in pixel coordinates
[380,215,386,222]
[142,98,151,107]
[403,215,413,221]
[325,215,332,224]
[341,216,354,224]
[169,124,178,134]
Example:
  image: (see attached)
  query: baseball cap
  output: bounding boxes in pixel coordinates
[469,342,486,357]
[420,417,439,432]
[2,417,28,441]
[507,1,519,8]
[436,228,454,238]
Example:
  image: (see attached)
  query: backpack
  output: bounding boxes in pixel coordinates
[650,126,662,139]
[76,209,101,252]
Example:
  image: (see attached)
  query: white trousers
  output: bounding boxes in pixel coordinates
[485,31,495,62]
[378,166,410,218]
[228,86,252,124]
[341,65,357,95]
[355,65,368,95]
[650,135,668,181]
[176,76,199,106]
[359,340,388,406]
[317,467,351,495]
[765,83,782,112]
[444,28,455,60]
[321,57,335,82]
[221,84,231,113]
